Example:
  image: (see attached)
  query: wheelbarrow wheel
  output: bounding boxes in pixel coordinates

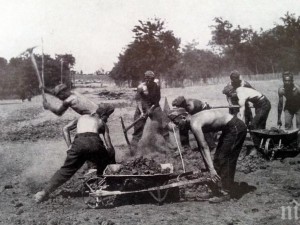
[264,138,275,160]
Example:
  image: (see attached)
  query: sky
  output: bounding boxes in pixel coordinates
[0,0,299,73]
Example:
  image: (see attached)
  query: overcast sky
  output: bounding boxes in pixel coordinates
[0,0,299,73]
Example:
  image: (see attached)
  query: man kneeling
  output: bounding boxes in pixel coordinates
[168,107,247,203]
[34,105,115,203]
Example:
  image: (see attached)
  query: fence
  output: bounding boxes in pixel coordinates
[178,72,299,87]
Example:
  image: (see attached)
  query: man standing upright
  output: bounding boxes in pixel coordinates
[223,70,253,126]
[278,72,300,129]
[131,70,168,150]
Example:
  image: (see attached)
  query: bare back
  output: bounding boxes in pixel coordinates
[76,115,104,134]
[64,91,98,115]
[190,109,233,133]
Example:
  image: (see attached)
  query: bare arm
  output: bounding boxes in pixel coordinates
[62,119,78,147]
[277,88,284,126]
[238,98,246,122]
[191,125,220,183]
[135,86,145,116]
[236,89,247,121]
[102,123,115,158]
[43,99,70,116]
[43,87,55,96]
[226,96,233,106]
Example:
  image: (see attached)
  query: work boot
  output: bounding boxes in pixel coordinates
[208,192,230,204]
[34,190,48,203]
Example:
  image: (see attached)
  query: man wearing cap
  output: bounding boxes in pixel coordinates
[222,71,253,126]
[168,107,247,203]
[43,84,98,116]
[34,105,115,203]
[172,96,215,150]
[131,70,168,150]
[278,72,300,130]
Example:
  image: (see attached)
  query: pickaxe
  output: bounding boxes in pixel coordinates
[20,46,46,102]
[120,105,155,146]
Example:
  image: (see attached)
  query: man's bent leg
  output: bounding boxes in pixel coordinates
[44,148,86,195]
[284,109,294,130]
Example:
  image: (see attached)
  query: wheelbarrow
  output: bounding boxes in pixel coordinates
[83,163,210,208]
[251,128,299,160]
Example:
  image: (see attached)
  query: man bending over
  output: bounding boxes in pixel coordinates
[34,105,115,203]
[168,107,247,203]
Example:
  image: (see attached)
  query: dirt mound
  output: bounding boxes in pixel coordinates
[98,90,125,100]
[106,157,169,175]
[2,119,72,142]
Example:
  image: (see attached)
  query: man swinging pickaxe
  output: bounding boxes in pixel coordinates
[20,46,46,102]
[120,105,155,147]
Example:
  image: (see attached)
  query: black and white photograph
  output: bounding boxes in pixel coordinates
[1,0,300,224]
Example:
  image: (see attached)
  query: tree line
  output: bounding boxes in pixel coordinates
[1,12,299,99]
[0,54,75,100]
[110,12,300,87]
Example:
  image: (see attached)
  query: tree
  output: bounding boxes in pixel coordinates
[110,18,181,87]
[0,53,76,99]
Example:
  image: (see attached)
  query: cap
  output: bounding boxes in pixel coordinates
[230,70,241,81]
[53,84,68,96]
[172,96,186,107]
[168,108,188,121]
[96,104,115,118]
[144,70,155,78]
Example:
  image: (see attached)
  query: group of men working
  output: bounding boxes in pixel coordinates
[35,69,300,204]
[169,70,300,202]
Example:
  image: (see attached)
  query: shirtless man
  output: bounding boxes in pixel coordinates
[42,84,98,116]
[223,71,253,126]
[34,105,115,203]
[277,72,300,129]
[168,107,247,203]
[172,96,215,150]
[131,71,168,149]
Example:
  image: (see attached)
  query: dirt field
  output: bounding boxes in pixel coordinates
[1,80,300,225]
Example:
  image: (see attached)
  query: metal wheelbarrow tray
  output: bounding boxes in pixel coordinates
[84,164,209,208]
[251,128,299,160]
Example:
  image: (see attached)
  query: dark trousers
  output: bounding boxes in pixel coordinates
[284,108,300,129]
[44,133,111,194]
[131,106,169,148]
[213,117,247,192]
[229,102,253,127]
[250,97,271,147]
[251,97,271,130]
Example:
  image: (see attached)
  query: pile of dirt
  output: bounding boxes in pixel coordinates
[106,156,170,175]
[2,119,72,142]
[263,127,287,135]
[97,90,125,100]
[4,106,43,123]
[236,147,267,174]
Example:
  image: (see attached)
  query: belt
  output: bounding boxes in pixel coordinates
[75,132,99,137]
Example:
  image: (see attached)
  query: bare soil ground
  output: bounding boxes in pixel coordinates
[1,81,300,225]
